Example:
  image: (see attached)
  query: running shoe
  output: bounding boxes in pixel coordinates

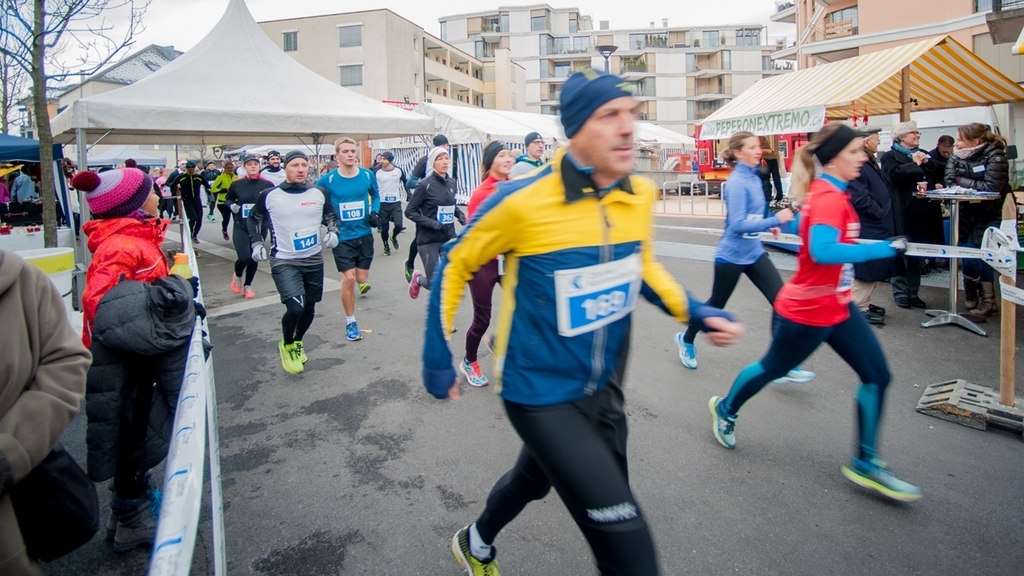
[404,265,413,283]
[358,282,371,295]
[391,233,400,250]
[222,231,230,241]
[460,357,489,387]
[772,367,816,384]
[294,341,308,364]
[279,340,303,374]
[383,246,391,256]
[708,396,737,449]
[409,271,423,299]
[841,458,922,502]
[675,333,697,369]
[230,276,242,295]
[346,321,362,341]
[192,237,201,245]
[451,526,500,576]
[243,286,256,299]
[206,214,215,222]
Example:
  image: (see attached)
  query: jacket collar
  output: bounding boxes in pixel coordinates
[557,148,635,204]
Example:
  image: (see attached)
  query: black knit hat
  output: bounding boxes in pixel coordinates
[283,150,308,166]
[483,141,506,173]
[433,134,449,146]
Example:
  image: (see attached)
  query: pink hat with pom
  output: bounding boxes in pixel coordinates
[72,168,153,218]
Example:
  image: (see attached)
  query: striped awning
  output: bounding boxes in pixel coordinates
[699,35,1024,139]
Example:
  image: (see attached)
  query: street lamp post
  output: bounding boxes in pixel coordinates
[596,45,618,74]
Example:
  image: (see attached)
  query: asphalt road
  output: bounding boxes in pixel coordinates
[45,214,1024,575]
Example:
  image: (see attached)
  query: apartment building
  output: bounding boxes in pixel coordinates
[438,4,783,135]
[257,9,525,111]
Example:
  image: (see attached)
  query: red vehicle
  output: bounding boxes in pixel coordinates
[692,125,809,194]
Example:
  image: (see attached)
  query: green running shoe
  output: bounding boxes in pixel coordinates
[841,458,922,502]
[278,340,304,374]
[451,526,500,576]
[294,340,308,363]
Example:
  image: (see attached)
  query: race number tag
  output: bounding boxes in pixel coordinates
[292,227,319,251]
[438,205,455,224]
[382,191,401,203]
[837,263,853,292]
[744,214,763,239]
[553,253,641,337]
[242,203,254,218]
[339,201,365,221]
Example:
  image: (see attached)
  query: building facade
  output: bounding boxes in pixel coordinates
[438,4,783,135]
[257,9,526,111]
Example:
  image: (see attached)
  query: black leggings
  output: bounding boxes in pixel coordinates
[416,242,443,289]
[282,296,316,345]
[683,253,783,344]
[405,237,418,270]
[218,203,232,233]
[232,225,259,286]
[379,203,404,248]
[475,383,659,576]
[183,198,202,240]
[722,304,892,461]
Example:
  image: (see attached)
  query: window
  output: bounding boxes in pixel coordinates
[339,64,362,86]
[702,30,720,47]
[475,41,495,59]
[440,21,447,41]
[686,53,696,73]
[721,50,731,71]
[554,62,571,78]
[511,92,516,108]
[339,25,362,47]
[553,37,569,54]
[501,14,510,32]
[762,55,771,71]
[975,0,992,11]
[736,28,761,46]
[572,36,589,53]
[629,34,645,50]
[717,75,724,93]
[825,7,858,35]
[569,18,578,33]
[531,16,548,31]
[283,31,297,52]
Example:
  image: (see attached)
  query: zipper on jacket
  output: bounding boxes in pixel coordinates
[585,200,613,395]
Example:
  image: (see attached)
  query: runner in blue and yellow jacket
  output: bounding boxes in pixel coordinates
[422,68,745,576]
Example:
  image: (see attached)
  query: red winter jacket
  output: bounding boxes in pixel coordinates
[82,216,170,347]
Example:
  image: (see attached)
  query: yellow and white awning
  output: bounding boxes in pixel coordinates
[700,35,1024,139]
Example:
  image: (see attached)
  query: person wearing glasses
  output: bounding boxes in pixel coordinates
[879,121,944,310]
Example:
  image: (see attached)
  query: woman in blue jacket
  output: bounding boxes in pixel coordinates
[675,131,814,384]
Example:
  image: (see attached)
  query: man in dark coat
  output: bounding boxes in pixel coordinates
[919,135,954,274]
[849,128,894,325]
[880,121,944,309]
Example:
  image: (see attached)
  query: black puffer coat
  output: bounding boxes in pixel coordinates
[406,171,465,245]
[880,149,945,245]
[86,276,197,482]
[943,143,1012,245]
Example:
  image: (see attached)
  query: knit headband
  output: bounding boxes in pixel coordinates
[813,124,861,166]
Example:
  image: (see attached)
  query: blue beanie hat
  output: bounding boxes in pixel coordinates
[559,68,633,139]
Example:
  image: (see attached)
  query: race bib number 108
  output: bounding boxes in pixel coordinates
[553,253,641,337]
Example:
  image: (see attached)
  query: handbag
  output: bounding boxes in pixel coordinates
[9,442,99,562]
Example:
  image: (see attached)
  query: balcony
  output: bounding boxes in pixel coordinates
[824,19,856,39]
[620,61,652,78]
[986,0,1024,44]
[771,1,797,24]
[480,23,505,42]
[686,90,732,101]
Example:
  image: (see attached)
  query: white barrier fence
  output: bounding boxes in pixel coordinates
[149,215,226,576]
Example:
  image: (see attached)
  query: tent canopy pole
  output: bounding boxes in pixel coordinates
[899,65,912,122]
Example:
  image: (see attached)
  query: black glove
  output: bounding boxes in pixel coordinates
[194,301,207,320]
[187,276,200,298]
[457,214,467,226]
[429,219,444,231]
[366,211,381,228]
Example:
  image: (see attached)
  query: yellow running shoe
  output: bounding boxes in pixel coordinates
[278,340,304,374]
[451,526,500,576]
[294,341,308,363]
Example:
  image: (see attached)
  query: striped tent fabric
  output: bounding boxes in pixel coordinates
[373,143,481,204]
[702,35,1024,124]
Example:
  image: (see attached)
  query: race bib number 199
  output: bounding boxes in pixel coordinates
[553,253,641,337]
[437,205,455,224]
[292,227,319,251]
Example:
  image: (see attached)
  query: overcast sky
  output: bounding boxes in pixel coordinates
[132,0,795,52]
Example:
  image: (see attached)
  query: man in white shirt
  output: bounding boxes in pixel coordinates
[373,152,408,256]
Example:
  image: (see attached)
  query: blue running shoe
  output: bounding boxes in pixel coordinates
[708,396,736,449]
[675,333,697,369]
[460,357,489,387]
[773,366,816,384]
[841,458,922,502]
[346,321,362,341]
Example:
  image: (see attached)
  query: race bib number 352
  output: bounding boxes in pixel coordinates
[553,253,641,337]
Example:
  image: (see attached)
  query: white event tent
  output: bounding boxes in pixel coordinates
[50,0,433,152]
[86,145,167,167]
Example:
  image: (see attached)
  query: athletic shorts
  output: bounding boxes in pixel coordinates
[271,260,324,303]
[332,235,374,272]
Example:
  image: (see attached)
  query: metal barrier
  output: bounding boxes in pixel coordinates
[659,180,682,213]
[148,211,226,576]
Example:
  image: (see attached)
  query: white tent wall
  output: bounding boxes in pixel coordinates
[49,0,433,146]
[85,145,167,167]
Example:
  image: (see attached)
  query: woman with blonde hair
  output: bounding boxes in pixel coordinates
[709,123,921,503]
[674,131,813,384]
[944,122,1011,316]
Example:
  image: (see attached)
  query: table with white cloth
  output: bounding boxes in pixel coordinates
[0,226,74,252]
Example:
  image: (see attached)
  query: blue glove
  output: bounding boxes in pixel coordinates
[687,291,738,333]
[422,365,456,399]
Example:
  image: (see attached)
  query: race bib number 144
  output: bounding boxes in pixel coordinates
[553,253,641,337]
